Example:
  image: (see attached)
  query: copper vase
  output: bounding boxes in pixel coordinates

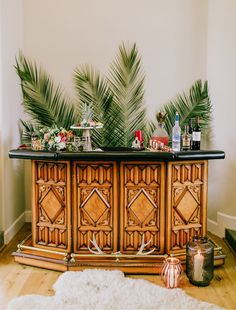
[161,257,183,288]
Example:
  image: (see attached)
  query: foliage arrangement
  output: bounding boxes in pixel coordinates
[34,127,74,151]
[160,80,212,137]
[15,43,212,148]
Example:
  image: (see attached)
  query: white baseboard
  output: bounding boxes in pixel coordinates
[207,212,236,237]
[25,210,32,222]
[3,210,32,244]
[4,212,25,244]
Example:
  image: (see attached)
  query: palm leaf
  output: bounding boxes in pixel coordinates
[19,120,41,143]
[161,80,212,137]
[73,64,113,146]
[15,52,78,130]
[108,42,150,146]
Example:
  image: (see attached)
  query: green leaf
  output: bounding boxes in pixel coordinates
[74,64,113,146]
[108,42,151,146]
[161,80,212,137]
[15,52,78,130]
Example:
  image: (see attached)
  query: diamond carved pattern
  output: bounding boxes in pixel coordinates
[128,189,157,225]
[41,189,63,223]
[175,188,198,224]
[81,189,110,224]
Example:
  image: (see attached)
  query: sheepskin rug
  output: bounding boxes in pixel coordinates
[7,269,222,310]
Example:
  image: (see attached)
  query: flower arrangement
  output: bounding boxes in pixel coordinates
[33,127,74,151]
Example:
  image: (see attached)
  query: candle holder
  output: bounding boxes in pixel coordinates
[186,236,214,286]
[161,257,183,288]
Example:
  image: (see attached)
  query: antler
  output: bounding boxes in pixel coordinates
[88,234,105,255]
[88,233,155,255]
[136,234,155,255]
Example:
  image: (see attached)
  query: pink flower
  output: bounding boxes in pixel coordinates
[44,133,50,141]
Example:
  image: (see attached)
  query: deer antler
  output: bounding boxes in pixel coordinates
[136,234,155,255]
[87,233,155,256]
[88,234,105,255]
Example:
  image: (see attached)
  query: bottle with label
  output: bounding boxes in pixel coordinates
[192,116,201,150]
[188,118,193,149]
[172,112,181,152]
[182,125,191,151]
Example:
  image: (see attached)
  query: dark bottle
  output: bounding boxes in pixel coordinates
[188,118,193,149]
[192,116,201,150]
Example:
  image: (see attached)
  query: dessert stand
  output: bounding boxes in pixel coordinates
[70,124,103,151]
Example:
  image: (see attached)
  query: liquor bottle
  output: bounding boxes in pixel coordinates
[182,125,191,151]
[188,118,193,149]
[172,112,181,151]
[192,116,201,150]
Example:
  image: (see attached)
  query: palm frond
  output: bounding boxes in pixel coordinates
[19,120,41,143]
[73,64,113,146]
[15,52,78,130]
[108,42,150,146]
[161,80,212,136]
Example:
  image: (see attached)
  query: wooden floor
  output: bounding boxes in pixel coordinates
[0,224,236,309]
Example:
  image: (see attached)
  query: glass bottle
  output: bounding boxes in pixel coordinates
[186,236,214,286]
[161,257,183,288]
[172,112,181,151]
[188,118,193,149]
[182,125,191,151]
[151,122,169,146]
[192,116,201,150]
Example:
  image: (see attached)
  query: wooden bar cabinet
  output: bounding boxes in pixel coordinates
[9,149,225,274]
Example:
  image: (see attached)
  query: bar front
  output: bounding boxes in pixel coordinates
[9,149,225,274]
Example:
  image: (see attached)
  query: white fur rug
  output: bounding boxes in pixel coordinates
[7,269,222,310]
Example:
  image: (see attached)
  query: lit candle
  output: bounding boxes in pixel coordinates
[193,251,204,282]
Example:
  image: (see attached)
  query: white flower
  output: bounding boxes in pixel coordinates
[58,142,66,150]
[54,136,61,143]
[48,139,54,147]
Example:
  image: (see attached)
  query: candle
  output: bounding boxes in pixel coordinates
[135,130,143,142]
[169,267,175,288]
[193,251,204,282]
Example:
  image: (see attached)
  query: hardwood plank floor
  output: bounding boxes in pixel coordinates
[0,224,235,309]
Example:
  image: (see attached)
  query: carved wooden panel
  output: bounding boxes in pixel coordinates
[120,162,165,254]
[73,162,117,253]
[32,161,71,251]
[166,161,208,253]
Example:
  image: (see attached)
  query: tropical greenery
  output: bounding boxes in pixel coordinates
[160,80,212,137]
[15,43,212,148]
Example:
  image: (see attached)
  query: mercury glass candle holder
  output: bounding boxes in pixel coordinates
[186,236,214,286]
[161,257,183,288]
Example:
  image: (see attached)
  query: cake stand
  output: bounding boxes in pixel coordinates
[70,125,103,151]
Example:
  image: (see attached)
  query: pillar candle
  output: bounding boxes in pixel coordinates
[193,251,204,282]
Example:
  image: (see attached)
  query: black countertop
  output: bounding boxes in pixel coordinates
[8,149,225,162]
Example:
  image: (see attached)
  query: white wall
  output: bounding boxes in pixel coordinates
[0,0,25,241]
[206,0,236,235]
[22,0,207,119]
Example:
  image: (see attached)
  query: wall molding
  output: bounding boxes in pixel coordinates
[25,210,32,222]
[4,212,25,244]
[207,212,236,238]
[4,210,32,244]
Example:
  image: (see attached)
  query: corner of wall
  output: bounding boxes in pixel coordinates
[4,212,25,244]
[208,212,236,237]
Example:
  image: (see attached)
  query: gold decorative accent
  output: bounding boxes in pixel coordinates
[17,243,69,261]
